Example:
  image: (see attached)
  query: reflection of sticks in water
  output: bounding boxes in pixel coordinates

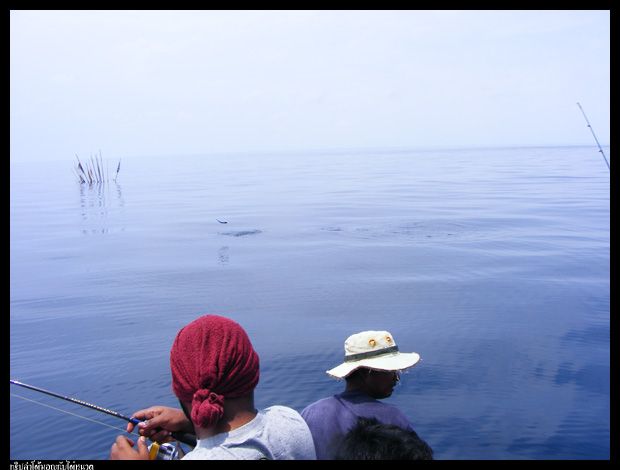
[75,150,121,184]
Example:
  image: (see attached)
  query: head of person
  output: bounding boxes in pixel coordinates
[169,315,260,429]
[326,330,420,398]
[333,417,434,460]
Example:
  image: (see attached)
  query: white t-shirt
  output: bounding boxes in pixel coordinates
[182,406,316,460]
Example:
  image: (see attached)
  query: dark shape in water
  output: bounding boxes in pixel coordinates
[221,230,262,237]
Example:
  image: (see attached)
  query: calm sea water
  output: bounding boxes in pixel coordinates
[10,146,609,460]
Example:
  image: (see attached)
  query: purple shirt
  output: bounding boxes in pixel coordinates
[301,389,415,460]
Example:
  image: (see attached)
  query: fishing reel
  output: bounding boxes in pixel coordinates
[148,442,182,460]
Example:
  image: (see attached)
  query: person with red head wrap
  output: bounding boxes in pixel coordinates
[170,315,260,430]
[110,315,316,460]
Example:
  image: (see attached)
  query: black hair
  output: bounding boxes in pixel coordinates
[332,417,434,460]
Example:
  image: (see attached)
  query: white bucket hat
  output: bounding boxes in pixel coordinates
[326,330,420,379]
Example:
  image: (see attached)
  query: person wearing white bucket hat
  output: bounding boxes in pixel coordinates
[326,330,420,379]
[301,330,427,460]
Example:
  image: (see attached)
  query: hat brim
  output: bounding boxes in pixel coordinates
[326,351,420,379]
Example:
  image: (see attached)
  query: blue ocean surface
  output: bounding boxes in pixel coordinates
[10,146,609,460]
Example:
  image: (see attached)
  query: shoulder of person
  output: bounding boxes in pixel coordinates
[258,406,317,459]
[262,405,305,420]
[261,406,314,434]
[300,395,340,416]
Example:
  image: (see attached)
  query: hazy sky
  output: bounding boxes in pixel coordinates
[10,10,610,163]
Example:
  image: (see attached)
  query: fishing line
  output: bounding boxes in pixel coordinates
[10,380,196,447]
[11,392,128,433]
[577,102,610,170]
[10,380,142,424]
[11,392,184,460]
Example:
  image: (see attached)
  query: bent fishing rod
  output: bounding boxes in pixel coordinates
[577,102,610,170]
[10,379,196,447]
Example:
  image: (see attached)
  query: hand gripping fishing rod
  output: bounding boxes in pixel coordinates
[10,380,196,447]
[577,102,610,170]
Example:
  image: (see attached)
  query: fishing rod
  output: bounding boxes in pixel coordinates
[577,102,610,170]
[10,380,196,447]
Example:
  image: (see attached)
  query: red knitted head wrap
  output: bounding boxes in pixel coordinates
[170,315,260,429]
